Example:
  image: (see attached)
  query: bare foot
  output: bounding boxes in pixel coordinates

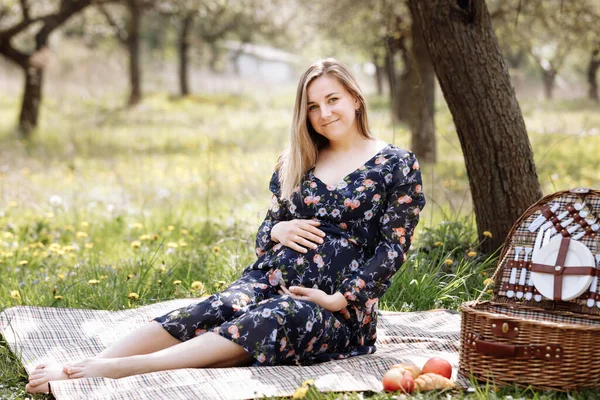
[25,363,69,394]
[64,358,125,380]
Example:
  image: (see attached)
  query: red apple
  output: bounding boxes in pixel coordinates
[382,368,415,393]
[421,357,452,379]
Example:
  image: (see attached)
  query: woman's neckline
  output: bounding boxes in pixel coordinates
[310,142,391,188]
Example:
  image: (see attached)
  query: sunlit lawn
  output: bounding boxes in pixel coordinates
[0,88,599,399]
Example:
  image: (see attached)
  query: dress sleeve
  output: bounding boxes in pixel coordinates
[255,169,292,257]
[337,152,426,308]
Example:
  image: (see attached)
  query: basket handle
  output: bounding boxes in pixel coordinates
[465,332,562,361]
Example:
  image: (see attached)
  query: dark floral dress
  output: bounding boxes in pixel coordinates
[155,143,426,366]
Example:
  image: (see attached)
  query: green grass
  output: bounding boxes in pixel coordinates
[1,90,600,399]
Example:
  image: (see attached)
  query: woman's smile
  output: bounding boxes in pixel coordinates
[322,119,339,127]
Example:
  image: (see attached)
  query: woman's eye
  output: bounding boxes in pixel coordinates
[308,105,318,111]
[328,97,338,103]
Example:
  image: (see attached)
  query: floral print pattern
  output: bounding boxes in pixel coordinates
[155,144,425,366]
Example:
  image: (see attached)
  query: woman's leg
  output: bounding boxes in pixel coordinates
[96,321,181,359]
[26,321,179,393]
[63,332,254,380]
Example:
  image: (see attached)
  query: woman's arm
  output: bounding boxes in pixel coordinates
[255,170,291,256]
[337,152,426,308]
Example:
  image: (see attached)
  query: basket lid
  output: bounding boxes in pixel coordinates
[491,188,600,315]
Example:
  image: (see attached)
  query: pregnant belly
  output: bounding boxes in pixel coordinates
[266,234,363,293]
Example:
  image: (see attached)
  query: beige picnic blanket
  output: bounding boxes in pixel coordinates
[0,299,463,399]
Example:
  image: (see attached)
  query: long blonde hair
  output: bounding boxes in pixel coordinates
[277,58,373,202]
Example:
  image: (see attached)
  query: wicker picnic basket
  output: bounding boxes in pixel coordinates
[459,188,600,391]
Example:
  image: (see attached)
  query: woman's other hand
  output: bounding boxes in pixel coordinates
[270,219,325,253]
[278,284,348,312]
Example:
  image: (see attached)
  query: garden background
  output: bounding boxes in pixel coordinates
[1,0,600,398]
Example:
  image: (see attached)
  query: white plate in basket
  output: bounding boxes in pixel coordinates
[531,237,595,301]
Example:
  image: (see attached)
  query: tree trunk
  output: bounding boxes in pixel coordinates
[178,13,194,96]
[18,63,44,138]
[208,41,220,73]
[409,0,542,253]
[407,12,436,163]
[542,67,556,100]
[126,1,142,106]
[373,52,384,96]
[588,49,599,102]
[384,35,398,112]
[391,20,436,163]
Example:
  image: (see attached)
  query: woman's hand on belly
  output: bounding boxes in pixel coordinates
[278,284,348,312]
[270,219,325,254]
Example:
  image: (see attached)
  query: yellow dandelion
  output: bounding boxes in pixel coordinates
[100,275,108,280]
[40,251,49,258]
[481,271,488,276]
[486,289,494,294]
[127,273,134,280]
[80,221,89,228]
[152,233,160,240]
[128,292,139,300]
[10,290,21,300]
[483,278,494,286]
[212,246,221,254]
[2,232,14,239]
[214,280,227,290]
[167,225,175,231]
[180,229,189,235]
[85,243,94,249]
[57,249,66,255]
[0,259,3,264]
[58,273,66,280]
[63,245,75,253]
[139,234,151,241]
[88,279,99,285]
[132,222,143,230]
[131,240,142,249]
[157,279,162,284]
[301,379,314,387]
[190,281,204,290]
[76,232,88,239]
[292,386,308,399]
[4,251,14,257]
[434,241,443,247]
[167,242,178,249]
[64,225,74,231]
[467,251,477,257]
[46,212,54,219]
[483,231,493,238]
[49,243,61,251]
[18,260,28,265]
[54,295,63,300]
[173,280,182,285]
[179,241,188,247]
[444,259,454,265]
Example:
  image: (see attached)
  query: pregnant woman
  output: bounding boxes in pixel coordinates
[26,57,425,394]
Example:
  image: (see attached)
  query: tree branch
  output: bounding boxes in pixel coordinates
[0,37,29,67]
[98,3,128,42]
[35,0,93,49]
[1,0,115,41]
[0,17,43,39]
[20,0,30,21]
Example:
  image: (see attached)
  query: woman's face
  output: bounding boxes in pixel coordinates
[306,75,360,144]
